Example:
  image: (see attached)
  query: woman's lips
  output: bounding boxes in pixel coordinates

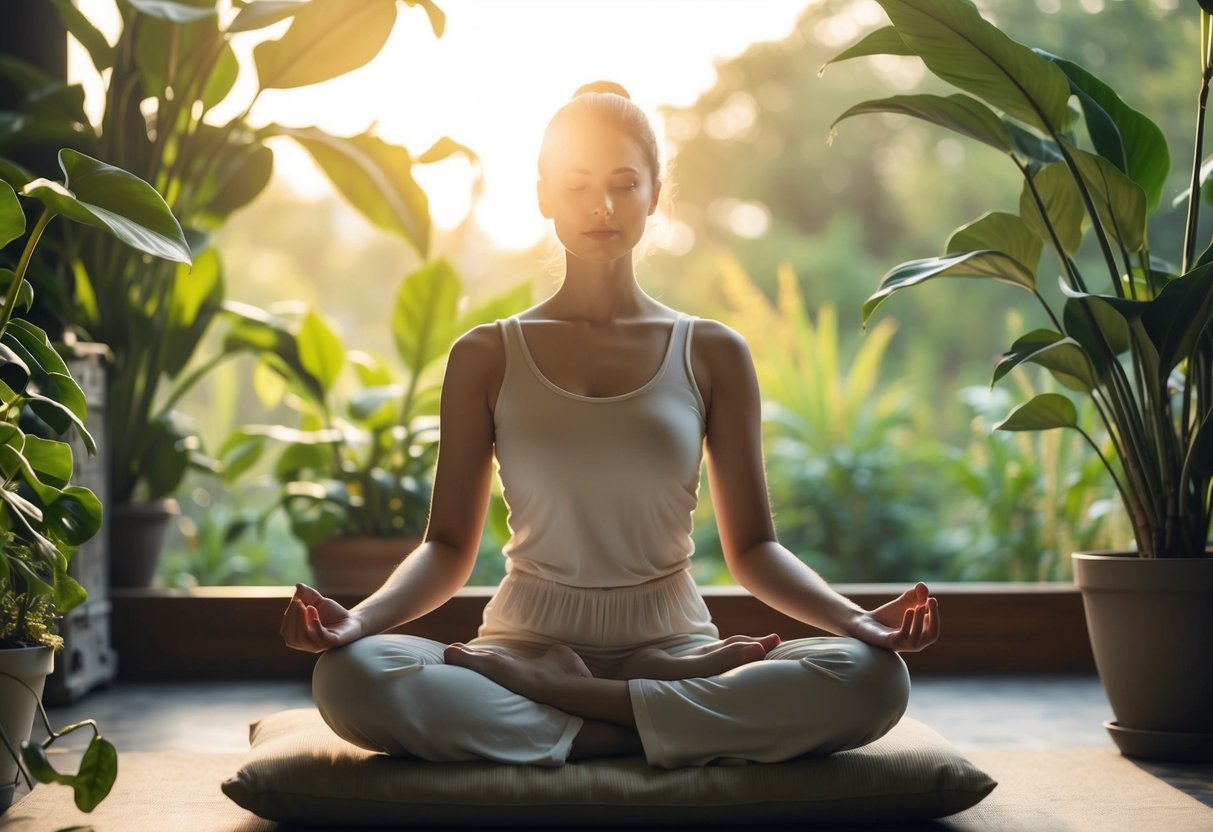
[584,229,620,240]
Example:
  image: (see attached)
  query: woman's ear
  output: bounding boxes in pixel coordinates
[648,180,661,216]
[537,179,553,219]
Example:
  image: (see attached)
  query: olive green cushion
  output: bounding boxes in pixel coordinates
[221,708,995,826]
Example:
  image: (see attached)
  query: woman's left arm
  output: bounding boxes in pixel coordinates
[698,322,939,653]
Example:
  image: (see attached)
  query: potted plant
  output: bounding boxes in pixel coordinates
[0,143,186,810]
[827,0,1213,760]
[0,0,457,585]
[220,260,529,596]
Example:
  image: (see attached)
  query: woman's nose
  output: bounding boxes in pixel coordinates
[593,192,614,216]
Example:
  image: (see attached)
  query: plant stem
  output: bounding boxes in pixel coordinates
[0,210,54,336]
[1184,13,1213,274]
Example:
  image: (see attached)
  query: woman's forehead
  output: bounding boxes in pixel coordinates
[544,121,651,175]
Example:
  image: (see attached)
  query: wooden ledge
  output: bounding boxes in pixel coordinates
[110,583,1093,680]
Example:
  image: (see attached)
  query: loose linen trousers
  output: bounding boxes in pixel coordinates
[312,569,910,768]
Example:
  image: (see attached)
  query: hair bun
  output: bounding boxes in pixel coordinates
[573,81,630,100]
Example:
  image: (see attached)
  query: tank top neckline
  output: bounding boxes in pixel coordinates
[511,313,686,403]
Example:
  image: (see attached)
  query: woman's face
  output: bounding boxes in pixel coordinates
[538,119,660,264]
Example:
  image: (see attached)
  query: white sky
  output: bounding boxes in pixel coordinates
[72,0,810,249]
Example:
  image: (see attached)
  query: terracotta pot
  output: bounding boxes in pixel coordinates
[109,499,179,588]
[0,645,54,812]
[1072,551,1213,762]
[307,536,420,598]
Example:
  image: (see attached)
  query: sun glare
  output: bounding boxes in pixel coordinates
[70,0,809,251]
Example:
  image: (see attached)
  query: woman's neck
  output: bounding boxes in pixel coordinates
[546,255,656,324]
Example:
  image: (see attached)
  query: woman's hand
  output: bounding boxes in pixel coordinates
[851,582,940,653]
[280,583,364,653]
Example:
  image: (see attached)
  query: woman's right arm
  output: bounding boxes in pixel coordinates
[280,324,502,653]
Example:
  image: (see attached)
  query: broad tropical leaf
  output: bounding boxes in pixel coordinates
[832,93,1014,155]
[20,150,191,264]
[994,393,1077,431]
[872,0,1071,133]
[253,0,396,90]
[946,211,1042,274]
[819,25,914,73]
[863,251,1035,325]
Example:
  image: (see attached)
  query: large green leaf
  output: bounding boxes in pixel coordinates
[993,393,1077,432]
[1019,162,1085,256]
[946,211,1042,274]
[22,733,117,812]
[25,380,97,455]
[0,179,23,248]
[0,270,36,315]
[44,485,103,548]
[20,435,73,488]
[872,0,1071,133]
[199,142,273,220]
[393,259,460,374]
[862,250,1035,325]
[137,412,193,500]
[1039,52,1169,214]
[273,126,430,257]
[297,310,345,393]
[1064,143,1146,253]
[21,150,191,264]
[51,0,115,72]
[134,12,224,114]
[832,93,1014,154]
[1132,262,1213,375]
[819,25,915,73]
[253,0,397,90]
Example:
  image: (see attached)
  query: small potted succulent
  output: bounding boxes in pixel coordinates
[221,260,529,596]
[828,0,1213,760]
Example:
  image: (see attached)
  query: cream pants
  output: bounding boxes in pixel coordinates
[312,569,910,768]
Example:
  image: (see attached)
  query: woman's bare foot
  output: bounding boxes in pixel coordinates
[614,634,782,681]
[444,643,636,727]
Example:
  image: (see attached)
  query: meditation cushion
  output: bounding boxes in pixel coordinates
[222,708,995,826]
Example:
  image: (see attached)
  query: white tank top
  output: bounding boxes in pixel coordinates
[492,314,707,587]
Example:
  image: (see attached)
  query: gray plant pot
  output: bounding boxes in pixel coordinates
[1072,551,1213,762]
[0,645,53,813]
[108,499,179,588]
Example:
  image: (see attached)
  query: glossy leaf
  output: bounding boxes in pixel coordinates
[26,379,97,455]
[946,211,1042,274]
[51,557,88,612]
[993,393,1078,432]
[200,142,273,219]
[1040,52,1169,213]
[863,251,1035,325]
[393,259,460,374]
[44,485,103,549]
[873,0,1071,133]
[0,179,23,248]
[832,93,1014,154]
[1019,162,1085,255]
[820,25,914,73]
[997,335,1098,392]
[137,414,192,500]
[21,150,191,265]
[21,435,73,488]
[274,126,430,256]
[297,310,344,393]
[227,0,308,32]
[0,341,31,393]
[254,0,397,90]
[1004,120,1063,169]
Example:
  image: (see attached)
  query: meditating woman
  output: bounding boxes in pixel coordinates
[280,82,940,768]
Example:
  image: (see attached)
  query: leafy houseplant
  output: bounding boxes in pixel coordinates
[827,0,1213,758]
[221,261,530,595]
[0,0,458,582]
[0,144,188,810]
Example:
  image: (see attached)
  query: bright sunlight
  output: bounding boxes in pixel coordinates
[71,0,809,250]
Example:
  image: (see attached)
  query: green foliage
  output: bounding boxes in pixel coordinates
[0,0,467,506]
[220,263,530,547]
[831,0,1213,557]
[715,258,947,581]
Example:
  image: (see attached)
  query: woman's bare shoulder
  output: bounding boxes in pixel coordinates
[688,318,752,411]
[445,322,508,408]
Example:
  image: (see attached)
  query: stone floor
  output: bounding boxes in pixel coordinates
[19,675,1213,810]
